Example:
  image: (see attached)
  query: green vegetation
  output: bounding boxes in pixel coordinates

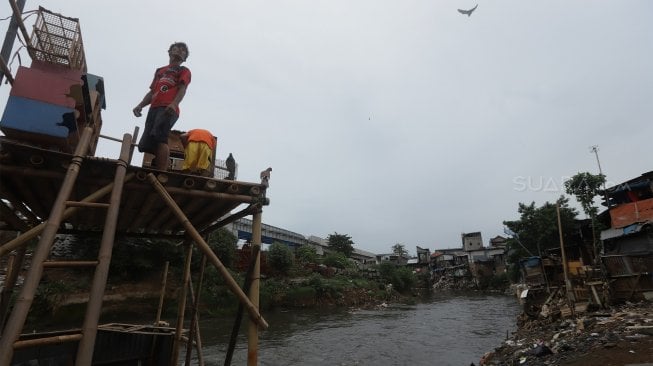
[295,245,318,265]
[565,172,607,258]
[327,232,355,257]
[206,228,238,268]
[392,243,407,257]
[378,262,415,293]
[322,252,350,269]
[267,242,294,275]
[503,196,578,259]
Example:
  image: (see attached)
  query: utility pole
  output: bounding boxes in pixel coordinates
[590,145,606,177]
[589,145,608,263]
[590,144,610,202]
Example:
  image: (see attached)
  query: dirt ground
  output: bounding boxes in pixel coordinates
[480,301,653,366]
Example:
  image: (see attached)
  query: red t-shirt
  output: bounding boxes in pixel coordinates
[149,65,191,114]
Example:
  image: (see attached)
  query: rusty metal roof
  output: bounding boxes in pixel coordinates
[0,138,269,238]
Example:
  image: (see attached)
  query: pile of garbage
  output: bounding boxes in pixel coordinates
[480,300,653,365]
[432,276,477,291]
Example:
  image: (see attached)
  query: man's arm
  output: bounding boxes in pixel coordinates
[133,90,153,117]
[166,83,187,114]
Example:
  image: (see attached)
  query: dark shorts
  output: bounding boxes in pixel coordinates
[138,106,179,154]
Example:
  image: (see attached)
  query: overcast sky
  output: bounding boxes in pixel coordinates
[1,1,651,255]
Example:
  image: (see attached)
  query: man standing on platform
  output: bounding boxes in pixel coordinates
[133,42,191,170]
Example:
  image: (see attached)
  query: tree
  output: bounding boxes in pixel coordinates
[391,243,407,257]
[564,172,606,260]
[267,242,294,276]
[503,196,578,258]
[207,228,238,269]
[564,172,606,219]
[295,245,318,265]
[327,232,354,257]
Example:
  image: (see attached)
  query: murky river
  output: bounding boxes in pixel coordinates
[186,292,520,366]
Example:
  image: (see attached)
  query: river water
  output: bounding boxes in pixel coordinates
[187,292,520,366]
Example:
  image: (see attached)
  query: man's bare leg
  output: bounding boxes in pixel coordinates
[155,143,170,170]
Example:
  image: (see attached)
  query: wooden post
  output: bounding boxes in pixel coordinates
[225,241,261,366]
[556,202,575,303]
[170,241,194,366]
[0,246,26,332]
[247,211,263,366]
[185,255,207,366]
[155,261,170,325]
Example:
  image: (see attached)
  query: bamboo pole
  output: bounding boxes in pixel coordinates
[556,202,575,303]
[146,173,268,329]
[155,261,170,325]
[75,133,132,366]
[193,265,206,366]
[0,173,135,258]
[0,127,93,365]
[163,186,268,204]
[225,243,260,366]
[42,260,98,268]
[185,256,206,366]
[0,54,14,85]
[170,241,194,366]
[199,204,260,236]
[247,211,263,366]
[13,334,82,349]
[0,0,26,86]
[8,0,32,52]
[0,247,25,331]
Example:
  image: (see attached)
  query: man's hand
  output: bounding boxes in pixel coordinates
[133,106,143,117]
[165,102,178,114]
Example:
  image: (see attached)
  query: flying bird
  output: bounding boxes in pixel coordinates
[458,4,478,17]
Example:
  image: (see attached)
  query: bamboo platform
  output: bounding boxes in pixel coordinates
[0,137,268,237]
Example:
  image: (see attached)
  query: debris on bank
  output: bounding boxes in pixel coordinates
[479,300,653,366]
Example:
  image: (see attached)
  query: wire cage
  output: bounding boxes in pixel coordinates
[28,7,87,71]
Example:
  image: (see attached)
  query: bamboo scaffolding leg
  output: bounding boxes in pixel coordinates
[225,243,261,366]
[247,211,262,366]
[170,241,194,366]
[75,133,132,366]
[146,173,268,329]
[185,255,206,366]
[0,246,27,332]
[0,127,93,365]
[155,261,170,325]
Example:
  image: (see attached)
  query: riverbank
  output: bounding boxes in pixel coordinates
[479,300,653,365]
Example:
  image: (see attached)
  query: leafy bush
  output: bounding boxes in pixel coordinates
[206,228,238,269]
[295,245,318,265]
[259,278,288,309]
[376,262,416,293]
[201,267,243,314]
[266,242,294,276]
[322,252,350,269]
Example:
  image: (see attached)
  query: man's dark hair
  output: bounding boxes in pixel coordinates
[169,42,189,61]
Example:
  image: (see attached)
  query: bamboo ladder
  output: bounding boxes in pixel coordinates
[0,127,133,366]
